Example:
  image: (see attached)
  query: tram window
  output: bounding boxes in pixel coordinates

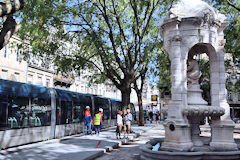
[56,101,61,125]
[102,107,110,120]
[111,101,120,119]
[95,98,110,120]
[72,104,84,123]
[8,96,30,129]
[0,95,8,130]
[31,98,51,127]
[56,101,72,124]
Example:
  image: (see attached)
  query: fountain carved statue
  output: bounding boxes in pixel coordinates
[187,56,201,87]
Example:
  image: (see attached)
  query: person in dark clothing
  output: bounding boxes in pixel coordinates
[149,111,153,123]
[155,111,160,124]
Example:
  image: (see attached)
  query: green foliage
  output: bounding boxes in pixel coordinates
[17,0,239,106]
[211,0,240,61]
[150,49,171,94]
[17,0,171,96]
[199,58,211,102]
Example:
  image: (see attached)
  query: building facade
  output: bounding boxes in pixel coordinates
[225,53,240,121]
[0,36,28,83]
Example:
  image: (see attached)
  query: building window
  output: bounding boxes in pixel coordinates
[3,45,8,58]
[228,92,233,101]
[1,70,8,79]
[27,74,33,84]
[238,92,240,101]
[81,86,84,92]
[36,76,43,86]
[227,74,232,83]
[13,72,20,81]
[46,79,50,87]
[95,89,97,95]
[90,88,93,94]
[16,47,20,62]
[197,54,202,60]
[237,74,240,81]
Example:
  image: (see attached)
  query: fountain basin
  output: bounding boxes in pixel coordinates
[141,138,240,160]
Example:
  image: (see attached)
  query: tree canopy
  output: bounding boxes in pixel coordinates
[15,0,239,109]
[212,0,240,61]
[17,0,172,107]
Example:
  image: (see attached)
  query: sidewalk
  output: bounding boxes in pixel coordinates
[0,124,155,160]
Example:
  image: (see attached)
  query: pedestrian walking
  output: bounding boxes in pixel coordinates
[144,110,147,122]
[84,106,93,135]
[99,108,103,132]
[149,111,153,123]
[116,110,123,139]
[94,109,101,136]
[155,111,160,125]
[124,109,132,138]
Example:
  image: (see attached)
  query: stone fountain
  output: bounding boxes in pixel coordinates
[141,0,240,159]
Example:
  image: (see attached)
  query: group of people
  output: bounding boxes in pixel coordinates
[84,106,133,139]
[84,106,103,136]
[116,109,133,139]
[145,110,161,124]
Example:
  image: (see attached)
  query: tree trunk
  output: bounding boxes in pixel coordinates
[121,87,131,112]
[137,90,144,126]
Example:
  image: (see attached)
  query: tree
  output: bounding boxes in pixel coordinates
[199,58,211,103]
[226,0,240,12]
[150,49,171,98]
[211,0,240,61]
[0,0,25,50]
[133,66,147,126]
[18,0,170,110]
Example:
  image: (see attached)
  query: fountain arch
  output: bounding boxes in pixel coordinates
[188,43,219,105]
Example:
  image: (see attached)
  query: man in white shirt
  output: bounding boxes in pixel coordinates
[116,110,123,139]
[124,109,132,138]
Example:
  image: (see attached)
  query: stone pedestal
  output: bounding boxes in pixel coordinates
[162,120,193,151]
[187,84,207,147]
[210,119,238,151]
[188,116,204,146]
[187,84,208,105]
[162,101,193,151]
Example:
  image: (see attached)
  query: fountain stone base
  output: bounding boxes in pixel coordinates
[140,138,240,160]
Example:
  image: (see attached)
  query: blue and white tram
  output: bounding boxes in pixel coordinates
[0,78,131,148]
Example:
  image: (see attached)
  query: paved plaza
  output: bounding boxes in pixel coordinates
[1,122,240,160]
[0,124,155,160]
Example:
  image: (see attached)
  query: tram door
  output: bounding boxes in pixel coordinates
[0,95,8,129]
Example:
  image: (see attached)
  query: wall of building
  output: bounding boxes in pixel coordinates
[27,66,54,87]
[0,37,27,83]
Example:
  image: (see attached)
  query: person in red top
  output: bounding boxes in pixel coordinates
[84,106,93,135]
[99,108,103,131]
